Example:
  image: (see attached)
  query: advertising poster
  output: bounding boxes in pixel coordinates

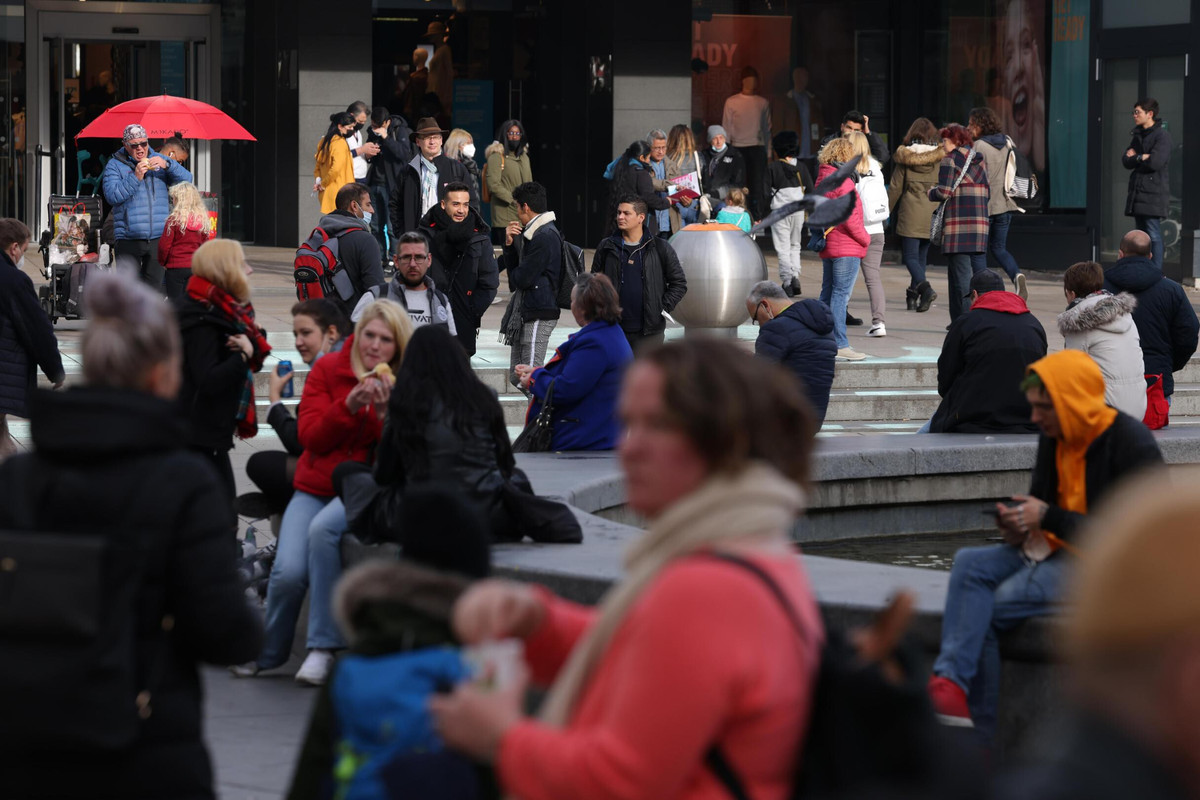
[691,15,791,132]
[1049,0,1088,207]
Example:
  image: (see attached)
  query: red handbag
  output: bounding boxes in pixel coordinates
[1143,374,1170,430]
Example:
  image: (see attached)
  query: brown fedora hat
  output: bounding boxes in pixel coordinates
[411,117,449,139]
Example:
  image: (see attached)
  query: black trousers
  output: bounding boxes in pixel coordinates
[115,238,164,292]
[164,268,192,301]
[733,145,769,219]
[246,450,296,516]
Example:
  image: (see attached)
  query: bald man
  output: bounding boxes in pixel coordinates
[1104,229,1199,427]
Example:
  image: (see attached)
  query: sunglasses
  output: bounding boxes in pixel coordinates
[128,141,150,149]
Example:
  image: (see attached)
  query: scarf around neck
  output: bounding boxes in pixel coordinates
[186,274,271,438]
[537,462,805,727]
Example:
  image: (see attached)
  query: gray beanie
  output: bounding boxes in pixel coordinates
[707,125,727,143]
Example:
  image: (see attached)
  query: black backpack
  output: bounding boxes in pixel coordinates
[703,553,983,800]
[554,232,585,310]
[0,456,169,752]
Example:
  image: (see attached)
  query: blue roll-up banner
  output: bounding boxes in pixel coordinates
[1049,0,1089,208]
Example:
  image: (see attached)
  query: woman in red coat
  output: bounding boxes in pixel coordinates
[815,137,870,361]
[431,340,825,800]
[158,181,213,301]
[233,299,412,686]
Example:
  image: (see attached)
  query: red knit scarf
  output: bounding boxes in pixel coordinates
[186,274,272,438]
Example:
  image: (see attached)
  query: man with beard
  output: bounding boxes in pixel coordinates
[352,231,456,334]
[417,182,497,355]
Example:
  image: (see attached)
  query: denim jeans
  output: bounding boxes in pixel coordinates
[900,236,930,287]
[986,212,1021,281]
[258,491,347,668]
[1134,215,1164,269]
[932,545,1069,738]
[819,256,861,348]
[947,253,977,322]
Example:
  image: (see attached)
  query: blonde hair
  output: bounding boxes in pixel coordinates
[166,182,209,235]
[666,124,696,162]
[445,128,473,159]
[350,299,413,378]
[818,137,854,166]
[191,238,251,303]
[81,271,180,391]
[723,187,747,207]
[844,131,874,175]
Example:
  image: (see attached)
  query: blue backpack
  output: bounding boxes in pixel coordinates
[329,647,478,800]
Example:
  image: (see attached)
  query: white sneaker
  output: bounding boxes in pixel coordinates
[867,323,887,337]
[295,649,336,686]
[1014,273,1028,301]
[229,661,260,678]
[836,347,868,361]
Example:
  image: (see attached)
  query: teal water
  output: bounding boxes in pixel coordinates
[800,531,1000,571]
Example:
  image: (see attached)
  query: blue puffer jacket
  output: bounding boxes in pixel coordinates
[0,251,65,417]
[754,298,837,427]
[528,320,634,451]
[102,147,193,241]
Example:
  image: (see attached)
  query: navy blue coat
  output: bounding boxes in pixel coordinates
[1105,255,1199,396]
[102,147,192,241]
[754,299,837,426]
[0,251,64,417]
[528,320,633,451]
[505,217,563,322]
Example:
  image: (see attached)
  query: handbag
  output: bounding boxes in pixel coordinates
[512,379,556,453]
[806,226,832,253]
[929,149,975,246]
[1144,374,1170,430]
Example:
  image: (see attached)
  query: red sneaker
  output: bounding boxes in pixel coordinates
[928,675,974,727]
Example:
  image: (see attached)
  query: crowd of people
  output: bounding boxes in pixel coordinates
[1,72,1199,800]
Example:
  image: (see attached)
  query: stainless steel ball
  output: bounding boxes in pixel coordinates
[668,223,768,331]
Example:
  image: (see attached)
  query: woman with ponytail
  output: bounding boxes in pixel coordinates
[313,112,356,214]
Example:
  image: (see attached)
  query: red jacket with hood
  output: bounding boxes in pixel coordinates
[817,163,869,259]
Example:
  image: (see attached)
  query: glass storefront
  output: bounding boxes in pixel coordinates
[2,1,26,221]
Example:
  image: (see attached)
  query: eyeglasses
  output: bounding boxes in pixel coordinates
[750,302,763,325]
[397,254,428,263]
[128,141,149,149]
[506,130,522,138]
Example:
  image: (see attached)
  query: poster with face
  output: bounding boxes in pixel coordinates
[997,0,1046,174]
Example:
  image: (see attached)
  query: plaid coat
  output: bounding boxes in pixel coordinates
[929,148,990,254]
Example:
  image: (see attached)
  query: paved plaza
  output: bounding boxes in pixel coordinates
[10,243,1200,796]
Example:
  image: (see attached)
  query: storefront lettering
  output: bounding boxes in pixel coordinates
[1053,0,1086,42]
[691,41,740,67]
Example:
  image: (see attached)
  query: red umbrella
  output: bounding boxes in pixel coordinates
[75,94,256,141]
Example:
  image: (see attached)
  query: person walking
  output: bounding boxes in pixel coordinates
[0,218,64,459]
[485,119,533,244]
[815,137,870,361]
[157,181,214,301]
[889,118,944,313]
[846,130,888,337]
[767,131,814,297]
[312,113,357,216]
[101,123,193,289]
[501,182,563,390]
[929,123,990,324]
[1123,97,1172,269]
[968,107,1027,299]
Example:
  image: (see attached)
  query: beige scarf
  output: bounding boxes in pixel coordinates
[538,462,805,727]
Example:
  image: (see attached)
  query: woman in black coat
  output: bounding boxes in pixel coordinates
[606,140,670,235]
[0,218,64,456]
[0,271,262,799]
[176,238,271,502]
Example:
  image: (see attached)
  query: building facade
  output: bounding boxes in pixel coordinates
[2,0,1198,281]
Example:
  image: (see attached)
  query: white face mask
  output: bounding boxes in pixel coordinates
[713,143,727,154]
[785,157,797,165]
[461,143,476,159]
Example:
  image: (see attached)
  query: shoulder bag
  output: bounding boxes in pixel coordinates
[929,150,974,247]
[512,379,556,453]
[694,151,713,221]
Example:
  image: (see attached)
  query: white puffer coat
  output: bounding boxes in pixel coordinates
[1056,291,1147,419]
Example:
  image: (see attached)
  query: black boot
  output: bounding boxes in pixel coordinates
[789,276,802,296]
[846,312,863,326]
[782,280,796,298]
[916,281,937,313]
[905,286,918,311]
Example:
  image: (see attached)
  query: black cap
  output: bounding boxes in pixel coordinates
[966,269,1006,299]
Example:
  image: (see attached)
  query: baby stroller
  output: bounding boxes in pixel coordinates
[37,194,113,324]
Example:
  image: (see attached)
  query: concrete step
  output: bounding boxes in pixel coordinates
[823,389,940,423]
[253,392,532,427]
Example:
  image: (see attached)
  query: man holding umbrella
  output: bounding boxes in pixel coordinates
[102,123,192,290]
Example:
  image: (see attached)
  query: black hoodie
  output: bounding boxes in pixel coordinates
[417,204,498,354]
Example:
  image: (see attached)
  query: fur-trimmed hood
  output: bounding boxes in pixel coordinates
[1057,291,1139,336]
[333,559,471,644]
[485,140,506,159]
[892,143,945,167]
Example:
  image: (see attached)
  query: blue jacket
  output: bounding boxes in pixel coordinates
[754,299,837,426]
[0,251,65,417]
[1105,255,1199,397]
[528,320,633,451]
[102,147,192,241]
